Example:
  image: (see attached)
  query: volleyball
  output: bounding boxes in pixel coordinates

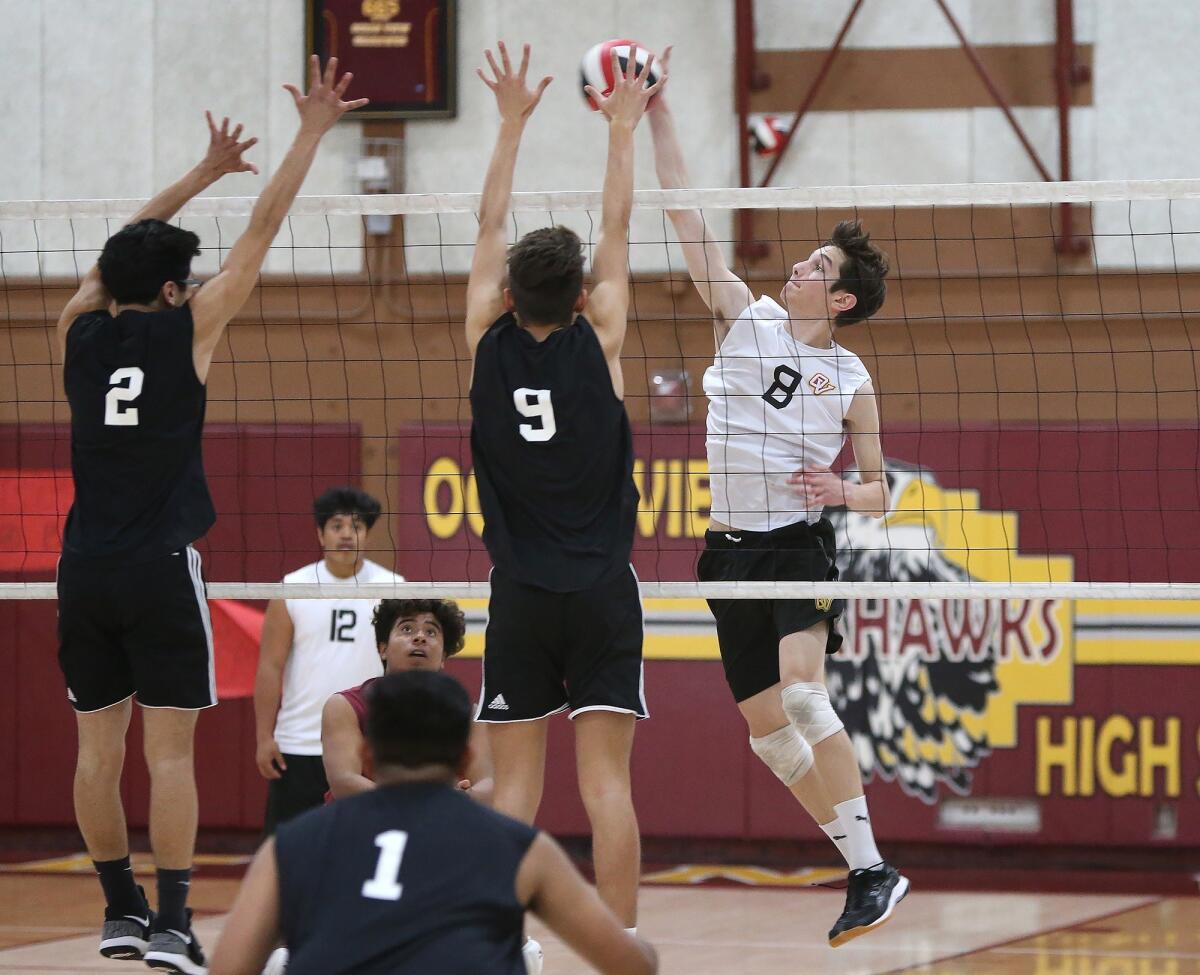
[579,39,660,110]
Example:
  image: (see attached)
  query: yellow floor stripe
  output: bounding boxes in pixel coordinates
[642,864,845,887]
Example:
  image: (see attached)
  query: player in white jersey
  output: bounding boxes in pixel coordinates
[649,52,908,947]
[253,486,404,833]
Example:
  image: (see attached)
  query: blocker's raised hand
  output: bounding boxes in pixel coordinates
[200,110,259,178]
[477,41,553,123]
[585,44,667,128]
[284,55,370,135]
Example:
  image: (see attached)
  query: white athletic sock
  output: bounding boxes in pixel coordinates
[819,819,851,866]
[833,795,883,871]
[624,926,638,936]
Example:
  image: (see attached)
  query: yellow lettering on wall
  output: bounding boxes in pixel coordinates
[1097,716,1136,798]
[1139,717,1180,797]
[686,461,711,538]
[465,472,485,538]
[424,457,464,539]
[1078,716,1096,797]
[634,460,668,537]
[1036,716,1076,796]
[666,460,684,538]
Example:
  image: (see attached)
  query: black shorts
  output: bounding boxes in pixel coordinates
[263,755,330,836]
[477,565,647,723]
[697,519,844,703]
[57,546,216,712]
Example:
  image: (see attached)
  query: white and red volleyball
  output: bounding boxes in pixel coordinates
[579,39,661,110]
[749,114,793,156]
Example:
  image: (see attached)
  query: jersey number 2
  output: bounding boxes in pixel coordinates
[362,829,409,901]
[104,367,144,426]
[513,388,556,442]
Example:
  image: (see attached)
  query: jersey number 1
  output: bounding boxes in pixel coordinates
[513,388,556,442]
[104,367,144,426]
[362,829,409,901]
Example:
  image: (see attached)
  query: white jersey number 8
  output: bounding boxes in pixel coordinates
[104,367,145,427]
[513,388,556,442]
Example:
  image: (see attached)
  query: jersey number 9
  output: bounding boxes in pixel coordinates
[513,388,556,442]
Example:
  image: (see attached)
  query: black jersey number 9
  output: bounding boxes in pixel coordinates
[104,367,145,427]
[513,387,556,442]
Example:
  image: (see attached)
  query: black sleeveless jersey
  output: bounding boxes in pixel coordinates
[61,305,214,563]
[275,782,538,975]
[469,314,638,592]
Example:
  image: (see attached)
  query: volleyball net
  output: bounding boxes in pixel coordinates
[3,179,1200,602]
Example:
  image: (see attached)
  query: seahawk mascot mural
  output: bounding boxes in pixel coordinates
[825,460,1001,804]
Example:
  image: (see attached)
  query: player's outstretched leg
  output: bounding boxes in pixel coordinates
[574,711,640,927]
[779,627,910,946]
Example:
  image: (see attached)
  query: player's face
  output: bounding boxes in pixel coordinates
[318,512,370,567]
[781,245,845,320]
[381,613,446,672]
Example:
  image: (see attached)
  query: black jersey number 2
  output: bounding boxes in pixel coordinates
[513,387,557,442]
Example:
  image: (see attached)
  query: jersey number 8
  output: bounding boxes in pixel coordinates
[513,388,556,442]
[104,367,145,427]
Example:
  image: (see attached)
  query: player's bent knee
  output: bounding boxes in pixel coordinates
[749,725,814,786]
[781,682,844,746]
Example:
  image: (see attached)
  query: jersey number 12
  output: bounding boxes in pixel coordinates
[104,367,144,427]
[362,829,409,901]
[513,388,556,442]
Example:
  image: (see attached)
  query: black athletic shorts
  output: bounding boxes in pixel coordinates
[697,518,844,703]
[263,754,330,836]
[57,546,216,712]
[477,565,647,723]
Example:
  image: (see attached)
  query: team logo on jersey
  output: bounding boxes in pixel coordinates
[808,373,836,396]
[824,460,1073,804]
[488,694,510,711]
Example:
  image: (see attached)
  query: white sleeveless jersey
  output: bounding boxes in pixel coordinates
[273,558,405,755]
[704,296,872,532]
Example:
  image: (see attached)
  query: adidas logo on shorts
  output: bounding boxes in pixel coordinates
[488,694,510,711]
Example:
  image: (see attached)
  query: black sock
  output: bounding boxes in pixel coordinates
[156,868,192,932]
[94,856,143,917]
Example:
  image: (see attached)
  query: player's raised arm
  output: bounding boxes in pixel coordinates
[188,55,368,381]
[647,50,752,338]
[584,45,666,366]
[517,832,658,975]
[465,42,552,357]
[54,111,259,358]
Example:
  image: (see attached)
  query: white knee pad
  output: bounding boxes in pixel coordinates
[782,682,844,746]
[749,725,814,786]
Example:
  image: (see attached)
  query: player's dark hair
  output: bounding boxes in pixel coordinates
[312,486,382,531]
[506,226,585,326]
[372,599,467,656]
[366,670,472,770]
[826,220,889,326]
[97,219,201,305]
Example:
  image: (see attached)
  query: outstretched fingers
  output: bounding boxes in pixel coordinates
[322,56,339,89]
[498,40,512,75]
[334,71,355,97]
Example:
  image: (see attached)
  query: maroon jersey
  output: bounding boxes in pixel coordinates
[324,677,380,803]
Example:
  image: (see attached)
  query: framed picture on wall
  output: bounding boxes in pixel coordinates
[305,0,457,119]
